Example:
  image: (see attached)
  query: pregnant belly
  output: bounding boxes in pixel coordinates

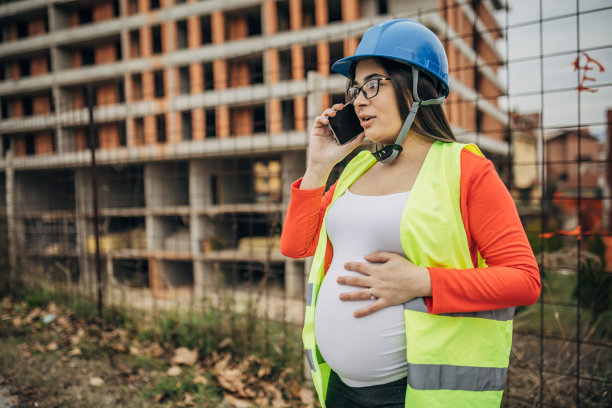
[314,268,408,387]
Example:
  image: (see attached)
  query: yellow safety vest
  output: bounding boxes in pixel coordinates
[303,141,514,407]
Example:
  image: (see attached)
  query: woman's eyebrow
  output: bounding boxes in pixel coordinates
[352,73,387,85]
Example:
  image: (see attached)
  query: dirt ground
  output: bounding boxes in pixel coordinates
[2,293,610,407]
[0,296,315,408]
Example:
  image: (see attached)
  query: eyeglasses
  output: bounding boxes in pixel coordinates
[346,77,391,103]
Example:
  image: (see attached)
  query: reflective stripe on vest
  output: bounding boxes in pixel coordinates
[302,142,513,408]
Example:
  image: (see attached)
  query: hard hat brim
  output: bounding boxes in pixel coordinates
[331,54,449,98]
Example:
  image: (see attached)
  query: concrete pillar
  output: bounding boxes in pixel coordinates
[5,149,17,286]
[190,159,218,297]
[284,259,304,299]
[74,168,93,291]
[281,147,307,299]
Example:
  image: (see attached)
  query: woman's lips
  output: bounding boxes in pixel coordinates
[360,116,375,128]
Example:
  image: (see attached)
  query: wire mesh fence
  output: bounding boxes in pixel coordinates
[0,0,611,406]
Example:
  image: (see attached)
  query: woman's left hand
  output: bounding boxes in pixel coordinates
[338,252,432,318]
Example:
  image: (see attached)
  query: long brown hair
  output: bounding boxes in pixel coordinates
[349,58,456,143]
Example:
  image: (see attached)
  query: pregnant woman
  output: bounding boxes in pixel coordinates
[280,19,540,408]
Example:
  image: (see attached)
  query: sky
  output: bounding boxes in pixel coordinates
[494,0,612,138]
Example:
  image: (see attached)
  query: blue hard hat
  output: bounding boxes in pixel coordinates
[331,19,450,97]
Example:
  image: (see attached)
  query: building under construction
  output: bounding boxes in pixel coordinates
[0,0,508,312]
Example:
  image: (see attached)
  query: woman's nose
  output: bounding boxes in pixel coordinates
[354,89,369,106]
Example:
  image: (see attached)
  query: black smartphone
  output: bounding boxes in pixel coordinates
[327,103,364,145]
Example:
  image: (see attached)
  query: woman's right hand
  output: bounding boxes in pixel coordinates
[300,103,365,189]
[300,104,365,189]
[309,103,365,167]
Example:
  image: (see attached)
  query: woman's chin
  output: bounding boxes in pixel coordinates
[366,133,397,146]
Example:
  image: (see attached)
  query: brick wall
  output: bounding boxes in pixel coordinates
[34,132,53,155]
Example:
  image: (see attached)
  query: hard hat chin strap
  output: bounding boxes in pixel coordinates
[372,67,446,164]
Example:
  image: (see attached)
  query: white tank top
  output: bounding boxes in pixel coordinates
[314,189,410,387]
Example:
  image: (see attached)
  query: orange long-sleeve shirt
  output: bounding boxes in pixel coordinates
[280,149,541,314]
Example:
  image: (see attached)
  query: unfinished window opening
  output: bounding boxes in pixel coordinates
[205,108,216,138]
[116,79,125,103]
[38,257,80,284]
[93,216,145,253]
[1,135,9,158]
[153,70,164,98]
[328,0,342,22]
[132,73,143,100]
[151,215,190,252]
[179,66,190,94]
[113,259,149,288]
[246,6,262,36]
[281,99,295,131]
[177,20,188,50]
[219,261,284,292]
[127,0,138,15]
[134,117,144,145]
[200,15,212,45]
[276,0,290,32]
[225,6,261,39]
[245,55,264,84]
[254,159,282,203]
[378,0,388,14]
[129,30,140,58]
[302,0,315,28]
[78,7,93,25]
[159,260,193,289]
[152,25,162,54]
[18,59,30,77]
[24,134,35,155]
[228,54,264,87]
[156,114,166,143]
[22,96,33,116]
[209,160,255,205]
[16,21,28,38]
[203,62,214,89]
[304,45,318,74]
[329,40,344,67]
[212,212,276,247]
[114,40,122,60]
[15,170,75,212]
[118,121,127,146]
[181,111,192,141]
[81,48,95,66]
[278,49,292,81]
[253,104,266,134]
[150,0,160,10]
[1,99,8,120]
[98,165,145,209]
